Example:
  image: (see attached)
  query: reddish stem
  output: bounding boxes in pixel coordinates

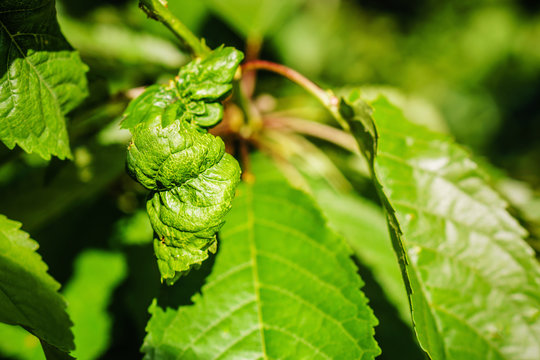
[242,60,335,108]
[242,37,263,98]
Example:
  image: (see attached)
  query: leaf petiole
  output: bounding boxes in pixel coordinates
[241,60,348,130]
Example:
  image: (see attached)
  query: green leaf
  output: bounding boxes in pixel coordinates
[148,153,241,283]
[343,94,540,359]
[0,250,127,360]
[204,0,305,38]
[124,47,244,284]
[0,0,89,160]
[126,117,226,191]
[63,250,127,360]
[142,159,380,359]
[121,47,243,130]
[313,188,410,324]
[0,214,74,357]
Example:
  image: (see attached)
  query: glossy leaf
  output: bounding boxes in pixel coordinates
[142,162,380,359]
[0,214,73,357]
[342,93,540,359]
[121,47,243,130]
[124,47,244,284]
[0,0,88,160]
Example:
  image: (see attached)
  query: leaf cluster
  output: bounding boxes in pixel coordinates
[0,1,539,360]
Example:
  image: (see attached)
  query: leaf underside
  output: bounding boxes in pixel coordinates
[344,94,540,360]
[142,163,380,359]
[0,0,88,160]
[314,188,410,324]
[0,214,74,358]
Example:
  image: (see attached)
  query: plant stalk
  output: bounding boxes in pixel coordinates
[139,0,210,58]
[241,60,348,130]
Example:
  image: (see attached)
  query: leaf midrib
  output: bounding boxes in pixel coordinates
[377,151,529,271]
[373,110,537,360]
[246,184,268,359]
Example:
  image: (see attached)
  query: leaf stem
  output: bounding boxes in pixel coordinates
[241,60,348,130]
[139,0,210,58]
[242,36,263,98]
[264,116,358,152]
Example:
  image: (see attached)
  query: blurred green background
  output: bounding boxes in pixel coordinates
[0,0,539,359]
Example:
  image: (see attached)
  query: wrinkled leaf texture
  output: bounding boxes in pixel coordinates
[342,93,540,360]
[0,0,88,160]
[124,47,244,284]
[0,215,73,359]
[142,156,380,359]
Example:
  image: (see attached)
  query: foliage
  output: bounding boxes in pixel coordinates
[341,94,540,359]
[1,0,539,359]
[0,0,88,160]
[123,47,243,284]
[143,163,380,359]
[0,215,73,358]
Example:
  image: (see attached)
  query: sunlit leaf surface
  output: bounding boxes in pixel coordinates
[142,161,380,359]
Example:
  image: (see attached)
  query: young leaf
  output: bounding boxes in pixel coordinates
[342,94,540,359]
[124,47,244,284]
[0,0,89,160]
[142,161,380,359]
[0,215,74,357]
[121,47,243,130]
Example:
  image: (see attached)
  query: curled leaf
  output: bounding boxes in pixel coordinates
[124,47,244,284]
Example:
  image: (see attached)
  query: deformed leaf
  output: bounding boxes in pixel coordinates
[142,162,380,359]
[0,214,74,357]
[342,93,540,360]
[0,0,89,160]
[148,153,241,283]
[126,117,225,191]
[124,47,244,284]
[121,47,243,130]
